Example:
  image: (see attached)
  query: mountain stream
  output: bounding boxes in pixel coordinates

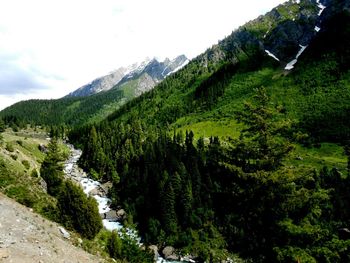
[63,143,185,263]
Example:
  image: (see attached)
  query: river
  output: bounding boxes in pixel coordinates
[63,143,185,263]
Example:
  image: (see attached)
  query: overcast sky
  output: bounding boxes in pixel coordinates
[0,0,286,110]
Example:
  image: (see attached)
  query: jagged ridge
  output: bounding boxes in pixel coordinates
[66,55,189,98]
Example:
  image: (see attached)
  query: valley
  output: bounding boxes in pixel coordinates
[1,0,350,262]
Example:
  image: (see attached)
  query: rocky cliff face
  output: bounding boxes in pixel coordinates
[196,0,337,70]
[66,55,189,98]
[66,67,128,97]
[116,55,189,98]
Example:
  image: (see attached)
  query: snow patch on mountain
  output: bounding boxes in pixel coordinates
[316,0,326,16]
[265,50,280,61]
[285,45,308,70]
[166,58,190,76]
[66,55,188,98]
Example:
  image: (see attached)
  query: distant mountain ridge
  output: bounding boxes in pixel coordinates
[66,55,189,98]
[1,0,348,130]
[197,0,329,70]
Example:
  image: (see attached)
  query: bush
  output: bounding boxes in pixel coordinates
[57,180,102,239]
[31,169,39,178]
[22,160,30,170]
[107,231,154,263]
[6,143,14,152]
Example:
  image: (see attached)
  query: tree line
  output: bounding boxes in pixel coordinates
[70,87,350,262]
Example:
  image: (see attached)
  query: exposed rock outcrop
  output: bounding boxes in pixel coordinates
[66,55,189,98]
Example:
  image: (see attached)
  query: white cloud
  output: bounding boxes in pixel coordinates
[0,0,286,110]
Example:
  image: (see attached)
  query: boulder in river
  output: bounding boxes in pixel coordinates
[116,209,126,220]
[162,246,179,261]
[148,245,159,262]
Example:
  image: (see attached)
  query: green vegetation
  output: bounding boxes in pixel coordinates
[40,138,102,239]
[0,129,56,216]
[107,231,153,263]
[0,88,125,127]
[71,86,350,262]
[66,9,350,263]
[1,2,350,263]
[57,180,102,239]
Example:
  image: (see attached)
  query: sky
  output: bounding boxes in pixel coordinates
[0,0,287,110]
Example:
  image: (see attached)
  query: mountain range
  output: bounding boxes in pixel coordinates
[0,0,334,127]
[0,55,188,126]
[1,0,350,261]
[66,55,189,98]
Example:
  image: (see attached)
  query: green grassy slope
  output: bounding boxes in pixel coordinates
[0,128,57,213]
[107,9,350,143]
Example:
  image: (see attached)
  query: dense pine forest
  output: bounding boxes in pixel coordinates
[1,0,350,262]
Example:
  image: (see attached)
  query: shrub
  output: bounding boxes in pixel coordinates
[6,143,14,152]
[22,160,30,170]
[57,180,102,239]
[31,169,39,178]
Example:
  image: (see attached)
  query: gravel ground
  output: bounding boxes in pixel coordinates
[0,193,104,263]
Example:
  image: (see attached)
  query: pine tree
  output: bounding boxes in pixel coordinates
[57,180,102,239]
[40,138,64,196]
[160,177,178,234]
[234,87,293,172]
[107,231,122,259]
[0,118,5,133]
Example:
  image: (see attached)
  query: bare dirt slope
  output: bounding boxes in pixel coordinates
[0,193,104,263]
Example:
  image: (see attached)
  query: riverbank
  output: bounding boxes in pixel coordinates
[63,143,186,263]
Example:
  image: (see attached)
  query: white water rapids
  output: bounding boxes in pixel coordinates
[63,143,185,263]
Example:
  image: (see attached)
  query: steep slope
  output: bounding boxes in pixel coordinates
[66,67,129,97]
[106,0,350,141]
[2,0,350,262]
[0,56,188,127]
[0,193,103,263]
[116,55,189,99]
[67,1,350,262]
[196,0,327,69]
[0,130,103,262]
[0,0,327,128]
[66,55,188,98]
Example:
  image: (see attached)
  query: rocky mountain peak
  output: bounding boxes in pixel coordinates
[66,55,188,98]
[196,0,345,71]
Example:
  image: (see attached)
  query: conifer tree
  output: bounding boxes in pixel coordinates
[0,118,5,133]
[40,138,64,196]
[161,178,177,234]
[234,86,293,172]
[57,180,102,239]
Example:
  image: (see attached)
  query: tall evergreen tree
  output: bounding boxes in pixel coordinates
[233,86,293,172]
[40,138,64,196]
[57,180,102,239]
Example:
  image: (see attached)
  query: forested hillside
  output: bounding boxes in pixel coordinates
[1,0,350,262]
[0,88,124,127]
[67,2,350,261]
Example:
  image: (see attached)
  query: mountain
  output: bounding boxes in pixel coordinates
[66,67,128,97]
[107,0,346,135]
[2,0,350,262]
[66,55,189,98]
[69,0,350,260]
[197,0,327,69]
[0,55,188,126]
